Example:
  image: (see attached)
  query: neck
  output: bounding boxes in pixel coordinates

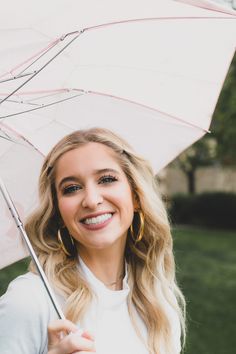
[79,243,126,291]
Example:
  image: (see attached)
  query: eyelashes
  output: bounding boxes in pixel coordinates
[98,174,118,184]
[62,185,81,195]
[62,174,118,195]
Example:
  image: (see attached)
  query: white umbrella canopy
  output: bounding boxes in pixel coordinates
[0,0,236,268]
[0,126,43,267]
[178,0,236,14]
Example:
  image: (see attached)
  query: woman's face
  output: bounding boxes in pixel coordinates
[55,142,136,251]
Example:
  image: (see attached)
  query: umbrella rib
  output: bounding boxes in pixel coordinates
[0,88,211,133]
[1,15,234,83]
[0,135,15,143]
[0,90,71,106]
[83,15,236,32]
[0,38,61,78]
[0,96,46,107]
[0,15,234,108]
[17,39,62,77]
[0,88,73,104]
[88,90,211,133]
[0,131,29,146]
[0,91,86,119]
[0,72,37,84]
[0,31,84,106]
[0,98,41,107]
[0,121,45,155]
[0,38,61,81]
[0,128,16,143]
[23,90,71,104]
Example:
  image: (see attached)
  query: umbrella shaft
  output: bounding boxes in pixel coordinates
[0,178,65,320]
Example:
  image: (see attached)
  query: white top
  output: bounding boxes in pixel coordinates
[0,259,181,354]
[78,258,149,354]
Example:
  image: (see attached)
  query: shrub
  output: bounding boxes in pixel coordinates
[169,192,236,229]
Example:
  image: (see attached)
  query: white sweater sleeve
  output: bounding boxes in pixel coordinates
[0,272,58,354]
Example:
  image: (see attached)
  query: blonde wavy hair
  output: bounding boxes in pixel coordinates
[25,127,185,354]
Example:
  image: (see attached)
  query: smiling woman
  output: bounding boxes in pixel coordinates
[55,143,136,254]
[0,128,186,354]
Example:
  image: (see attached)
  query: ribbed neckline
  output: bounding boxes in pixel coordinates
[78,256,130,308]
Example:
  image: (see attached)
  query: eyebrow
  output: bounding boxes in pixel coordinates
[57,168,120,190]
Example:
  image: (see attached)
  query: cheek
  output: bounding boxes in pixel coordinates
[113,186,135,214]
[57,198,77,220]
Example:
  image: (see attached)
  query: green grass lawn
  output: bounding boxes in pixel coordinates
[173,227,236,354]
[0,227,235,354]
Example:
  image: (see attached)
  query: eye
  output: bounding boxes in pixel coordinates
[99,175,118,184]
[62,184,81,195]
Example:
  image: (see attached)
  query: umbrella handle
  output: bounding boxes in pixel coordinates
[0,178,65,320]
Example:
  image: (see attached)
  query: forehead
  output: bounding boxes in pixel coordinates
[55,142,122,178]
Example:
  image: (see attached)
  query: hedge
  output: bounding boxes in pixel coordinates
[169,192,236,229]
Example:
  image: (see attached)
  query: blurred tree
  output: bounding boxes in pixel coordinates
[173,138,216,194]
[212,54,236,165]
[172,53,236,194]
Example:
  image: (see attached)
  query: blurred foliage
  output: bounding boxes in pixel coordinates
[212,54,236,165]
[176,139,217,173]
[173,138,217,193]
[169,192,236,229]
[173,53,236,193]
[0,258,30,296]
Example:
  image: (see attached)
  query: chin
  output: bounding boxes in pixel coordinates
[82,234,126,250]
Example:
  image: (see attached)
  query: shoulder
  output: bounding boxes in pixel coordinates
[5,271,46,294]
[1,272,49,314]
[0,272,58,354]
[0,271,64,321]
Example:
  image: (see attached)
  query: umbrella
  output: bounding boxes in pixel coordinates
[0,0,236,270]
[178,0,236,14]
[0,177,65,319]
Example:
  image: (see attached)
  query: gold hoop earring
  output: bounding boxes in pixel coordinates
[57,228,77,257]
[130,210,145,243]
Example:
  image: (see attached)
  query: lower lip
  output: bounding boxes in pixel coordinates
[80,214,113,231]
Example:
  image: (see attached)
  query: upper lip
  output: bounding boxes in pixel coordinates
[80,211,114,222]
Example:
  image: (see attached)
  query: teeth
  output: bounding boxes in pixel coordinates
[83,213,113,225]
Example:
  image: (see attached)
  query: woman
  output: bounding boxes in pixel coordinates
[0,128,185,354]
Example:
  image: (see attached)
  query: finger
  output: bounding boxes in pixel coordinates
[48,319,80,347]
[48,319,79,334]
[48,330,95,354]
[81,330,95,341]
[61,332,95,353]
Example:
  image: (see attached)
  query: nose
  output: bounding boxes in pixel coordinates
[81,185,103,209]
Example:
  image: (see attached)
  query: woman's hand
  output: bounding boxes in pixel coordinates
[47,319,95,353]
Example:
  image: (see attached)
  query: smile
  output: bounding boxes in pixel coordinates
[81,213,113,226]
